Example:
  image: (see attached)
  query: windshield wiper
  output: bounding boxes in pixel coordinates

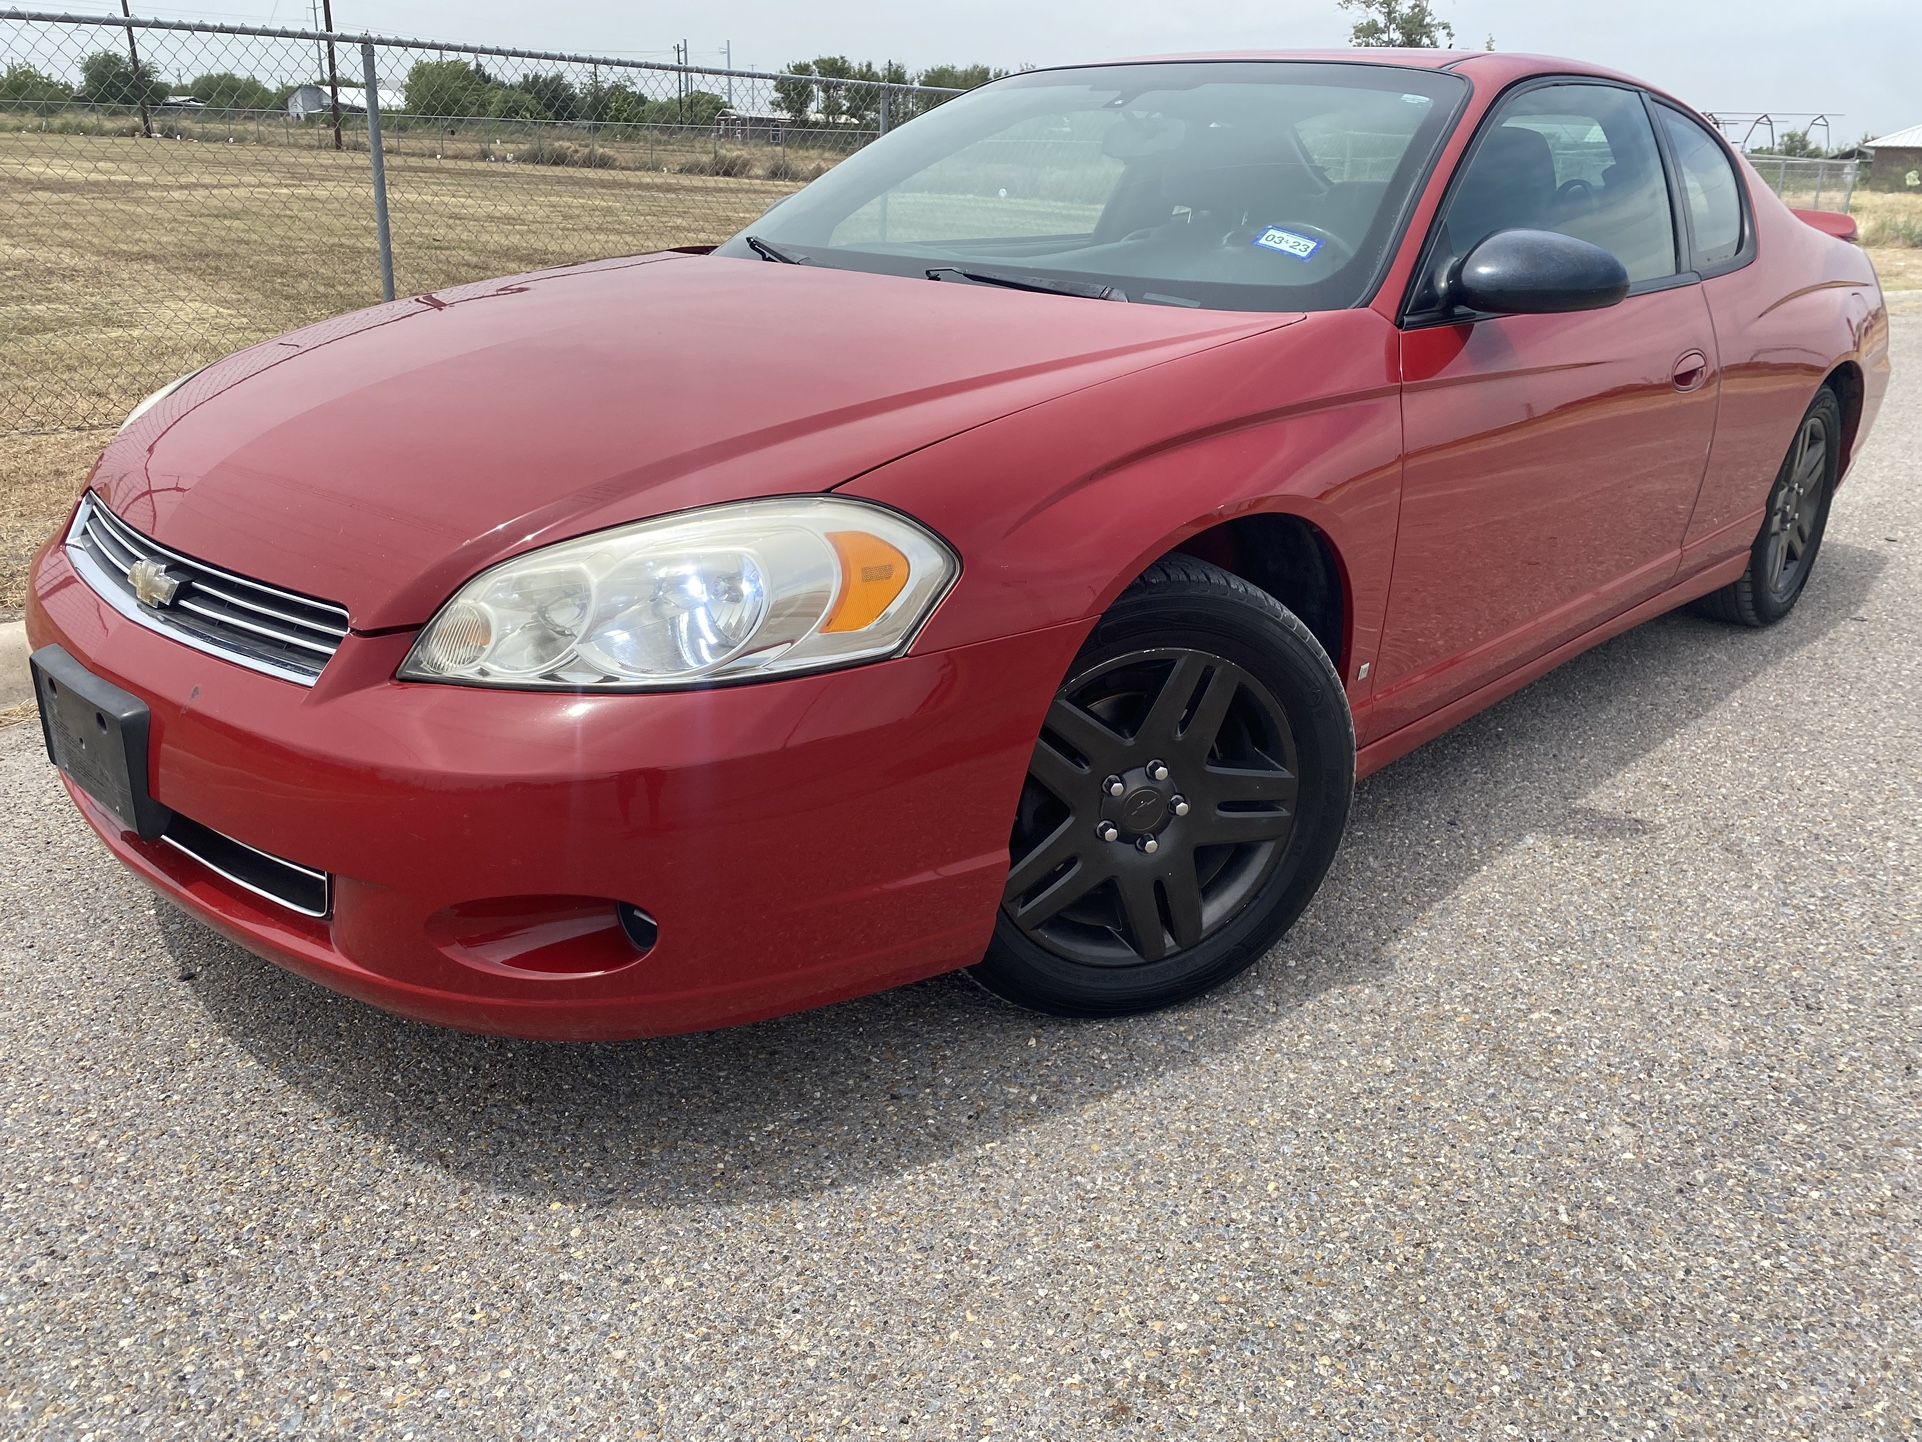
[744,234,805,264]
[926,266,1128,302]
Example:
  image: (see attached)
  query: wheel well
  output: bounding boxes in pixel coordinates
[1826,362,1865,475]
[1167,514,1346,671]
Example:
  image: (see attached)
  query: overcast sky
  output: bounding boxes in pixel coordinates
[61,0,1921,142]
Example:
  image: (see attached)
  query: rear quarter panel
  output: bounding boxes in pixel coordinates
[1683,163,1890,565]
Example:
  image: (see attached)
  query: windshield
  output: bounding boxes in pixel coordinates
[716,61,1467,312]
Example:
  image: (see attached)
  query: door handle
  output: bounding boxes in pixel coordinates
[1671,350,1709,392]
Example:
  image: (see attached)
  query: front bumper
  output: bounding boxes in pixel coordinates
[27,533,1081,1039]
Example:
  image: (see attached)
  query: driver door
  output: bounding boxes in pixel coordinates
[1370,80,1721,738]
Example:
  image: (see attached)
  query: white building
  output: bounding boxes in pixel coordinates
[286,83,405,120]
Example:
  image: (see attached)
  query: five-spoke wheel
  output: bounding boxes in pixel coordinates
[974,557,1353,1016]
[1762,407,1830,602]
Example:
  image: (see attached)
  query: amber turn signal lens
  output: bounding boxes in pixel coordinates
[823,531,911,633]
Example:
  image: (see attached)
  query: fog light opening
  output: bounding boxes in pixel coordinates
[617,903,659,954]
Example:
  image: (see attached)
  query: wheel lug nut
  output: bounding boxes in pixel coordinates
[1136,836,1159,855]
[1147,759,1169,781]
[1096,822,1120,843]
[1171,795,1190,817]
[1104,775,1125,797]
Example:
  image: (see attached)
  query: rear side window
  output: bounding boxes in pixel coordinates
[1656,105,1745,266]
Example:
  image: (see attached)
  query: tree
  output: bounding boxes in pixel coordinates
[487,86,551,122]
[521,71,579,122]
[780,57,1005,124]
[810,55,857,123]
[910,64,1006,116]
[680,89,725,127]
[78,50,166,108]
[774,62,816,123]
[403,59,494,119]
[1338,0,1455,47]
[188,71,276,112]
[0,62,68,114]
[840,60,884,127]
[587,81,648,126]
[1752,129,1823,160]
[915,63,1002,91]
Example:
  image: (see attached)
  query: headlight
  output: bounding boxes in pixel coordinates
[117,372,196,434]
[400,497,958,689]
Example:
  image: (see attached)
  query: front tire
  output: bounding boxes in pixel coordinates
[973,557,1354,1017]
[1698,388,1840,627]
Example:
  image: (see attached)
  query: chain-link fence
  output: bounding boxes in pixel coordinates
[1743,154,1859,213]
[0,10,961,433]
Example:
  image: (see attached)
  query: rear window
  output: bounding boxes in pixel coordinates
[1656,104,1746,266]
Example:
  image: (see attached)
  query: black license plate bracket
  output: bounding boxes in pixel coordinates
[31,645,171,840]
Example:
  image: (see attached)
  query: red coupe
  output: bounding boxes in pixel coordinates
[26,51,1890,1038]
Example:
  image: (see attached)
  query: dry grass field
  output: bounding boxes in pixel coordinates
[2,127,1919,616]
[1833,190,1922,248]
[1870,245,1922,290]
[0,130,804,610]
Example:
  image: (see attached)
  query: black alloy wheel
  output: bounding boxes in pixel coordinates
[1762,407,1831,603]
[1003,648,1299,967]
[974,557,1354,1017]
[1699,387,1841,628]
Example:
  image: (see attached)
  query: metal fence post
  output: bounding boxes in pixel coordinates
[878,90,890,137]
[360,39,396,302]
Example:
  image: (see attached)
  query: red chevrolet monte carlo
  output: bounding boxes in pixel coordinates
[26,51,1890,1039]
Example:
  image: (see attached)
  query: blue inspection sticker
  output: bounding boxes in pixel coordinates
[1251,226,1322,260]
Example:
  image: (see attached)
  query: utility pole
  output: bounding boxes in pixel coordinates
[309,2,324,101]
[724,40,732,109]
[321,0,343,151]
[118,0,151,138]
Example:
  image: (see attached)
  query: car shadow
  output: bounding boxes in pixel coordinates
[165,543,1887,1208]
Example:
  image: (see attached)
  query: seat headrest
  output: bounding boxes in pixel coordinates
[1448,125,1557,248]
[1154,126,1319,219]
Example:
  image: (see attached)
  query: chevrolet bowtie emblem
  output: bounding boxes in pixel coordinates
[127,557,182,609]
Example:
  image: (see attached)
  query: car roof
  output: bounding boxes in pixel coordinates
[1035,51,1653,92]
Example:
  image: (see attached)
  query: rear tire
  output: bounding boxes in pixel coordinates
[1697,388,1840,627]
[973,557,1353,1017]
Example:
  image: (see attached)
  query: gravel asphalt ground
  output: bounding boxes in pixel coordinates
[3,315,1918,1440]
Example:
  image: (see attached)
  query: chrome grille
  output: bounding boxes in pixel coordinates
[66,495,351,685]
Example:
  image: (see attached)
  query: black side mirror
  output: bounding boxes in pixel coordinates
[1448,229,1630,316]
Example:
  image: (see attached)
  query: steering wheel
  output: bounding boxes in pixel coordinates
[1234,221,1356,266]
[1557,178,1596,204]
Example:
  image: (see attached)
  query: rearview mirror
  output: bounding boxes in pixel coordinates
[1448,229,1630,316]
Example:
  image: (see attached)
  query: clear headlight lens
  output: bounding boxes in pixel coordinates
[117,372,196,434]
[401,497,958,689]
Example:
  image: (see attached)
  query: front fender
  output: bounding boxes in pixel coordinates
[842,309,1406,694]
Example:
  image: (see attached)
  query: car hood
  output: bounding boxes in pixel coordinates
[91,252,1299,630]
